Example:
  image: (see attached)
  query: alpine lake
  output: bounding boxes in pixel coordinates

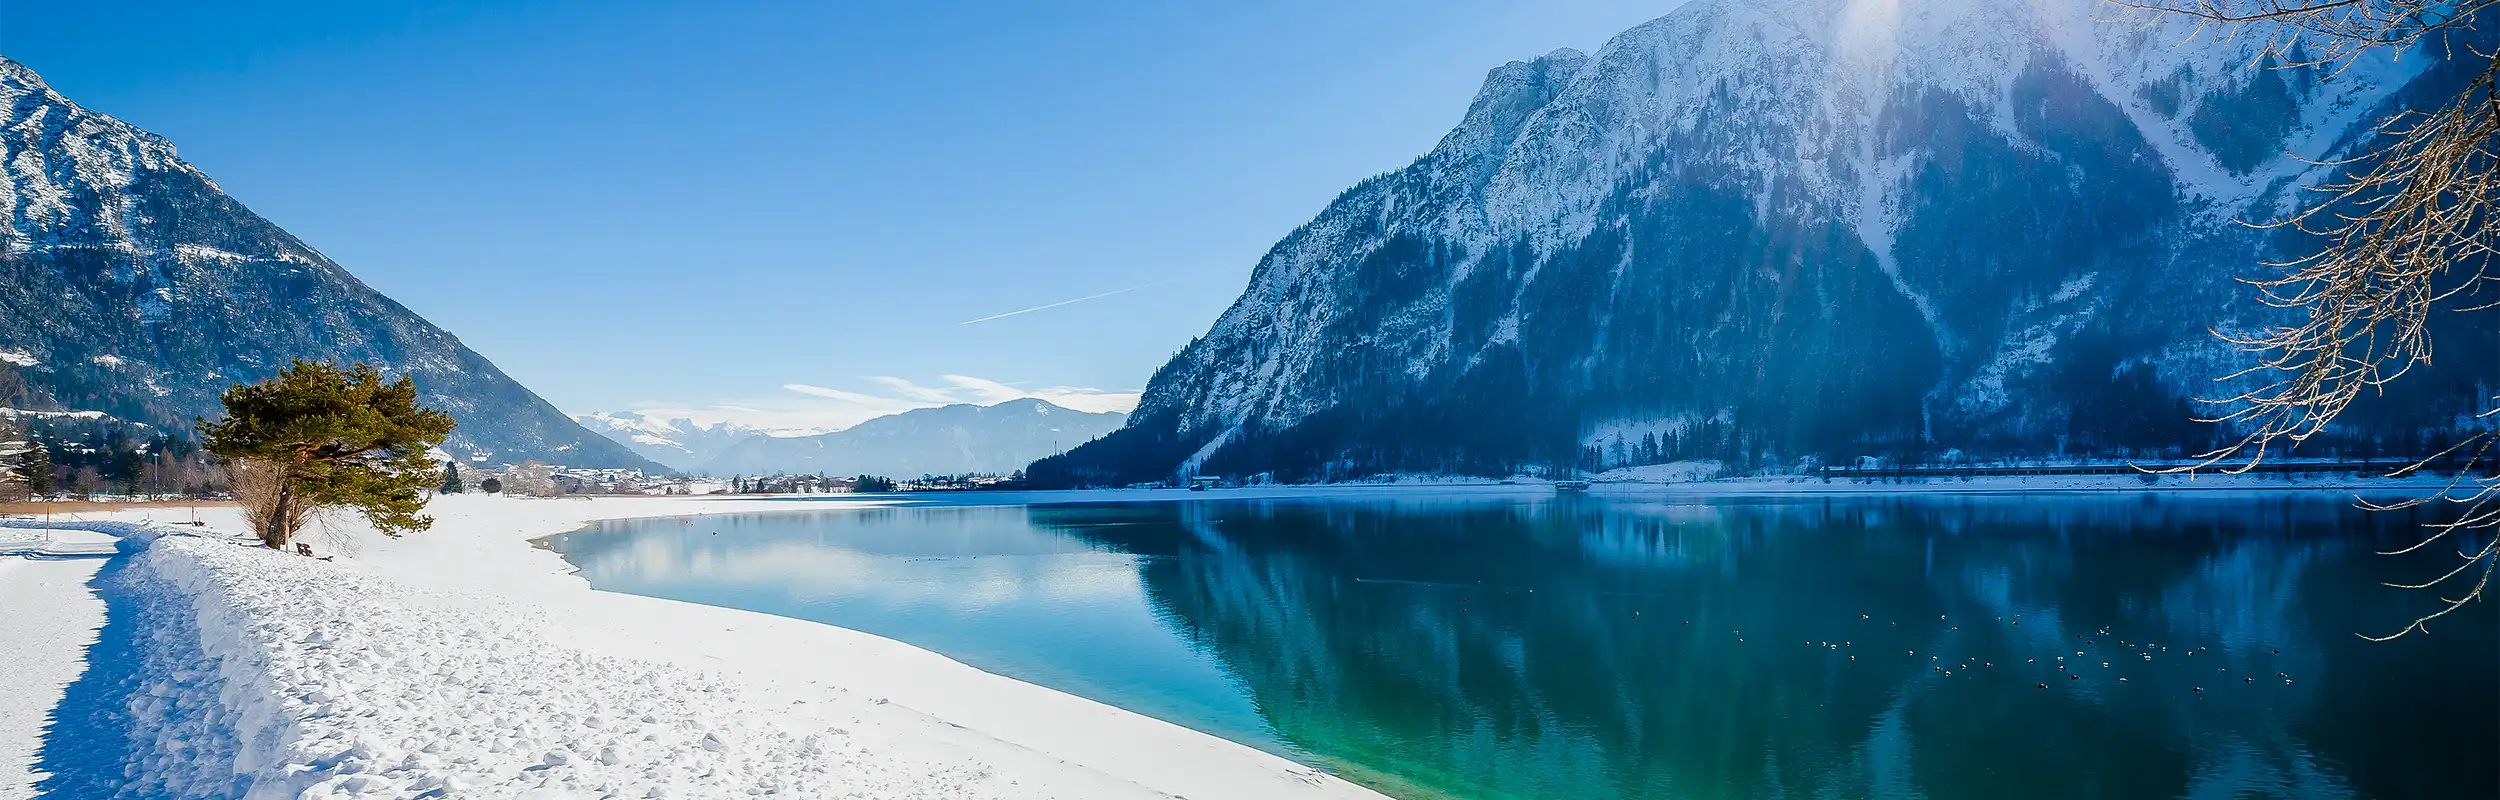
[540,490,2497,800]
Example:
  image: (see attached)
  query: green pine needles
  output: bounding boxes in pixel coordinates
[200,360,456,548]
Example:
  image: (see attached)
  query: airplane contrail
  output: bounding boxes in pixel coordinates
[957,279,1180,325]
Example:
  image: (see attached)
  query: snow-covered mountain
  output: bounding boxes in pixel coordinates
[0,57,659,470]
[1034,0,2495,486]
[572,412,793,472]
[699,398,1126,478]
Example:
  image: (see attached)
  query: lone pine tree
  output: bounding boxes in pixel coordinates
[200,360,456,548]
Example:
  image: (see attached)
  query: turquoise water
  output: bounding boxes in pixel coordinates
[542,493,2496,799]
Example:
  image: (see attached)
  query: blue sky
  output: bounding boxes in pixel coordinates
[5,0,1680,430]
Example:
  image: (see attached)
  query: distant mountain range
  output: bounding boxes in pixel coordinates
[585,399,1125,477]
[570,413,807,473]
[1032,0,2496,487]
[0,57,659,471]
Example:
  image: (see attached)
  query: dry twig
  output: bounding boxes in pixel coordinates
[2121,0,2498,637]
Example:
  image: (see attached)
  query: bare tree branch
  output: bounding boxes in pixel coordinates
[2123,0,2498,638]
[2115,0,2498,66]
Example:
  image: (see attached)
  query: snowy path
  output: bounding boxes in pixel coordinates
[0,554,108,800]
[0,525,121,557]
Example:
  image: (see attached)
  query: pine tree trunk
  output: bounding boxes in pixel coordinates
[264,478,293,549]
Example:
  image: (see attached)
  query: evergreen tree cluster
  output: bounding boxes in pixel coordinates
[0,416,223,500]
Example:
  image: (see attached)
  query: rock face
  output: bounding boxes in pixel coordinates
[1034,0,2495,486]
[699,399,1126,478]
[0,57,658,470]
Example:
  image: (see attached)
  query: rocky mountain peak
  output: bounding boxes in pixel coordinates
[0,57,660,471]
[1031,0,2490,487]
[1444,47,1589,160]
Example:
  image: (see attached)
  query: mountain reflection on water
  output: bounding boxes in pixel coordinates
[544,493,2496,800]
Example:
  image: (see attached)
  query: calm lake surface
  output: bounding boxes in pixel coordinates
[542,492,2497,799]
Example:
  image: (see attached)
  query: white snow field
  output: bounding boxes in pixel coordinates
[7,497,1385,800]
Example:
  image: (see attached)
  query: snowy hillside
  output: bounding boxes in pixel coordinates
[1033,0,2495,486]
[701,398,1126,477]
[0,57,657,470]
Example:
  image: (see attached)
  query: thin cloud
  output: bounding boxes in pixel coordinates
[782,383,895,405]
[935,374,1139,414]
[599,404,866,436]
[599,375,1143,436]
[957,279,1179,325]
[865,376,959,403]
[936,374,1030,403]
[870,375,1141,414]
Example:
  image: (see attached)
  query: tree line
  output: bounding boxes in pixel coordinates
[0,416,224,502]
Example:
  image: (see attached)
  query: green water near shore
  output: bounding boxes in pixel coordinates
[545,493,2496,799]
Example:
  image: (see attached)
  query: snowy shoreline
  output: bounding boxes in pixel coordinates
[17,496,1385,799]
[5,476,2461,798]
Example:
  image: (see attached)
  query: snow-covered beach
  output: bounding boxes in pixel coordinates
[0,496,1387,799]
